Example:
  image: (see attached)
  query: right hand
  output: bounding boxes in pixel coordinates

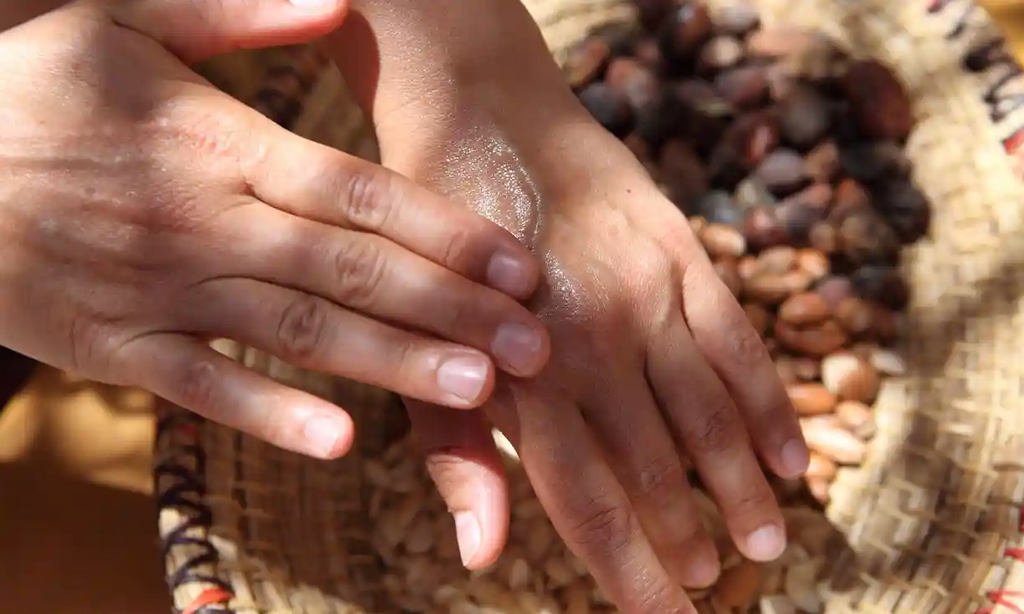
[0,0,550,459]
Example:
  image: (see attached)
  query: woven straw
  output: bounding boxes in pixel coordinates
[158,1,1024,613]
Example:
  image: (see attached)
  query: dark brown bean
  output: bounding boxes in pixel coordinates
[714,65,770,109]
[579,82,634,137]
[841,60,914,142]
[778,84,831,149]
[754,148,810,196]
[658,2,714,67]
[564,35,612,89]
[605,57,661,109]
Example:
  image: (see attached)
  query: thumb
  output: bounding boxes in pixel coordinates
[404,399,511,570]
[103,0,348,64]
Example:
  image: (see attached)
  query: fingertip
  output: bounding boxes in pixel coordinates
[300,409,355,459]
[775,437,810,479]
[741,523,787,562]
[436,353,497,409]
[486,243,541,300]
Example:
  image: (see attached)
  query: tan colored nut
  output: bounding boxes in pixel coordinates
[797,249,830,280]
[779,291,831,326]
[870,347,909,376]
[787,383,837,416]
[746,272,794,304]
[761,594,798,614]
[792,356,822,381]
[756,245,798,274]
[744,302,773,337]
[701,223,747,258]
[821,351,881,404]
[805,452,837,481]
[806,476,832,505]
[801,418,867,464]
[835,400,877,439]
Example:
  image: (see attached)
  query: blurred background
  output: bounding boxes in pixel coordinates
[1,1,1023,612]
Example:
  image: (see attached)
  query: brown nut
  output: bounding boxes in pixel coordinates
[841,59,913,142]
[787,383,837,416]
[834,296,874,335]
[700,223,747,258]
[797,249,830,280]
[713,559,764,610]
[801,418,867,464]
[743,302,773,337]
[755,245,798,275]
[821,351,881,404]
[775,319,849,357]
[779,292,831,326]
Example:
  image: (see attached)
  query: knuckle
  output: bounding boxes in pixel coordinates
[176,359,221,412]
[424,452,473,493]
[342,167,395,231]
[633,582,683,614]
[724,310,770,369]
[441,226,474,271]
[689,401,743,455]
[332,238,387,306]
[563,498,636,557]
[727,484,779,520]
[634,455,686,502]
[276,296,331,361]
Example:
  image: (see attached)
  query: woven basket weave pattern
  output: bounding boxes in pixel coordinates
[158,1,1024,613]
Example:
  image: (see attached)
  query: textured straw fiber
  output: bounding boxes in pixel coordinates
[157,1,1024,613]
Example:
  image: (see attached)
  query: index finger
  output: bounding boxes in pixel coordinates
[241,124,540,300]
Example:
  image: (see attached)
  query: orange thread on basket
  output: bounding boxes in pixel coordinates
[181,587,233,614]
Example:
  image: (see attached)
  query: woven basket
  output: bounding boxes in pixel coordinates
[156,0,1024,612]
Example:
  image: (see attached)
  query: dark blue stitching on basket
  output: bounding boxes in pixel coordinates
[155,411,235,614]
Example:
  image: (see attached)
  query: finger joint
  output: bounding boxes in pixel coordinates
[332,238,387,307]
[563,498,636,558]
[342,167,395,232]
[688,402,744,455]
[276,296,330,361]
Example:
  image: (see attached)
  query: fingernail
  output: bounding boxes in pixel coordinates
[289,0,333,7]
[453,511,481,567]
[302,414,343,458]
[486,250,533,297]
[437,356,489,403]
[780,438,810,477]
[492,323,543,375]
[745,524,786,561]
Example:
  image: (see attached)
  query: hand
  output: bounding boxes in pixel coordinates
[349,74,811,614]
[0,0,550,460]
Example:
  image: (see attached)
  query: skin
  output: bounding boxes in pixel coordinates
[0,0,553,459]
[0,0,811,612]
[327,1,810,612]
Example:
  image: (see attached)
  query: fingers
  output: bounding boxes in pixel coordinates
[514,394,696,614]
[646,316,787,563]
[681,260,809,479]
[229,207,549,377]
[405,400,510,569]
[121,333,354,458]
[105,0,349,64]
[580,377,720,588]
[239,131,541,300]
[184,277,497,408]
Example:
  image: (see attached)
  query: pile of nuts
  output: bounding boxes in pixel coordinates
[366,433,847,614]
[359,1,933,613]
[569,0,929,506]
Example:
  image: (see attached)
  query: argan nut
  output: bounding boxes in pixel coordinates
[797,249,830,280]
[787,383,837,416]
[714,65,770,109]
[834,296,874,335]
[743,206,788,250]
[754,148,810,196]
[659,139,709,206]
[841,60,913,142]
[870,347,908,376]
[835,400,877,439]
[808,221,838,254]
[821,351,881,404]
[777,84,831,149]
[838,209,901,266]
[876,179,932,243]
[815,275,854,310]
[690,190,743,228]
[700,223,747,258]
[804,140,841,183]
[801,418,867,464]
[779,292,831,326]
[699,35,744,74]
[564,36,612,89]
[775,319,849,356]
[579,82,634,137]
[636,0,676,31]
[738,255,759,280]
[746,272,793,304]
[735,176,778,211]
[830,179,872,223]
[806,476,832,504]
[793,356,822,381]
[605,57,661,109]
[756,245,798,274]
[714,3,761,37]
[659,2,714,66]
[850,265,909,309]
[805,452,838,481]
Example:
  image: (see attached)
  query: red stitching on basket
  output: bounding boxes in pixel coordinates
[181,587,233,614]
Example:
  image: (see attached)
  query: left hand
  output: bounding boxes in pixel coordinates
[372,93,810,613]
